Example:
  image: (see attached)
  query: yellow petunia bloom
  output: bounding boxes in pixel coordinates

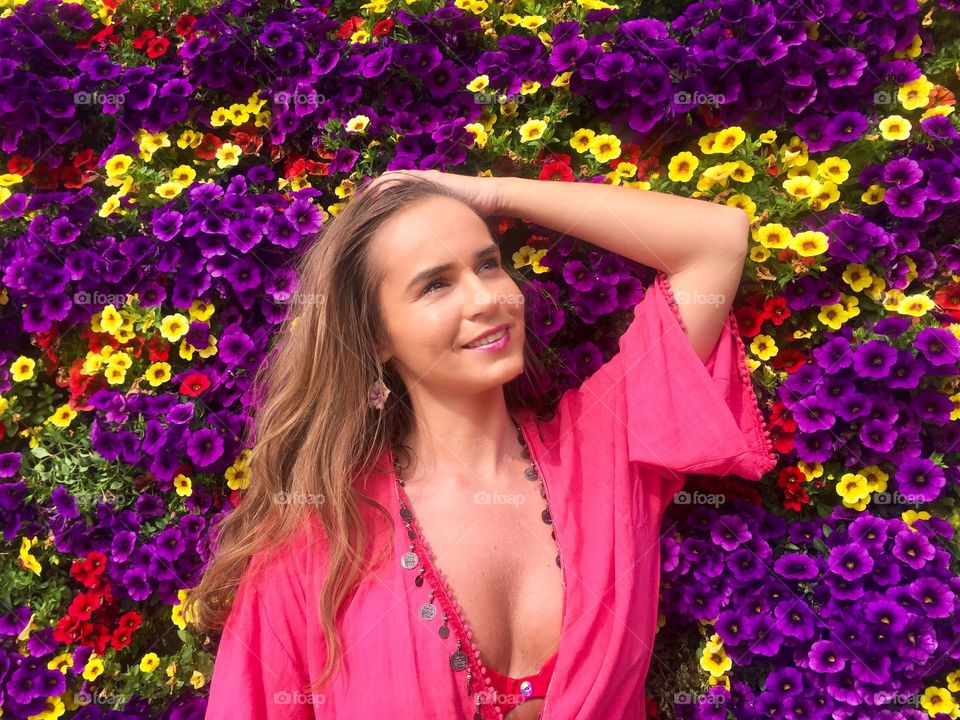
[0,173,23,186]
[729,160,754,182]
[47,404,77,428]
[140,653,161,673]
[789,230,829,257]
[700,645,732,677]
[209,108,230,127]
[512,246,549,273]
[171,165,197,186]
[818,157,851,184]
[818,303,851,330]
[667,151,699,182]
[902,509,931,531]
[155,182,183,199]
[569,128,595,153]
[879,115,911,141]
[19,536,41,575]
[104,365,127,385]
[190,670,206,689]
[841,264,874,292]
[520,80,540,95]
[518,118,548,143]
[500,13,521,25]
[920,687,957,717]
[145,362,172,387]
[464,122,488,149]
[82,656,104,682]
[783,175,822,199]
[466,74,490,92]
[520,15,546,29]
[755,223,793,249]
[861,184,885,205]
[98,193,124,218]
[48,653,73,675]
[711,126,746,153]
[750,334,777,361]
[104,154,133,178]
[174,473,193,497]
[898,293,935,317]
[589,133,621,162]
[160,313,190,342]
[921,105,954,121]
[758,129,778,144]
[749,246,770,263]
[215,142,242,169]
[725,194,756,220]
[96,305,121,335]
[899,75,934,111]
[344,115,370,133]
[861,465,889,493]
[837,473,870,504]
[11,356,36,382]
[809,181,840,211]
[551,71,572,88]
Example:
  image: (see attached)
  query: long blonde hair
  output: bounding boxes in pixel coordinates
[186,174,557,691]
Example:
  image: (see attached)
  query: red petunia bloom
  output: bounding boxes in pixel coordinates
[146,37,170,59]
[132,29,156,50]
[336,17,364,39]
[7,155,33,175]
[373,18,394,35]
[180,371,212,396]
[194,133,222,161]
[176,14,197,36]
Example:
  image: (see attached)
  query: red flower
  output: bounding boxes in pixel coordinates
[539,159,575,182]
[7,155,33,175]
[71,551,108,588]
[336,17,364,39]
[132,29,156,50]
[734,304,764,337]
[146,37,170,59]
[372,18,394,36]
[935,282,960,321]
[180,371,212,396]
[111,626,133,651]
[146,335,171,363]
[53,615,81,644]
[73,148,97,169]
[761,296,791,325]
[68,592,101,621]
[117,610,143,631]
[176,14,197,36]
[194,133,222,161]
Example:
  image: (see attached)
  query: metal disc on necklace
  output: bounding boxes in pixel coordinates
[450,649,469,671]
[524,466,538,482]
[541,508,552,525]
[401,551,419,569]
[438,624,450,639]
[418,602,437,621]
[399,507,413,523]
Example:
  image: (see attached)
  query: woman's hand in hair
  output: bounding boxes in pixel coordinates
[361,169,505,219]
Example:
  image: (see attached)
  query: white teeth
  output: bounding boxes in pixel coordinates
[465,328,506,348]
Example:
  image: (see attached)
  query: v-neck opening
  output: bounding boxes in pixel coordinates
[389,408,567,719]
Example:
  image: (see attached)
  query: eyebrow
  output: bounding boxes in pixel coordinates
[405,243,500,293]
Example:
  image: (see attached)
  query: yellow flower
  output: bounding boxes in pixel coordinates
[344,115,370,133]
[140,653,161,673]
[154,181,182,199]
[725,194,756,220]
[783,175,822,199]
[949,669,960,693]
[899,75,934,111]
[464,122,488,149]
[500,13,521,25]
[48,653,73,674]
[19,536,41,575]
[898,293,935,317]
[551,71,572,88]
[171,165,197,186]
[750,334,777,361]
[749,246,770,263]
[228,103,250,125]
[861,184,885,205]
[837,473,870,504]
[921,105,954,120]
[177,129,204,149]
[145,362,172,387]
[98,193,123,218]
[104,154,133,178]
[879,115,911,141]
[512,246,549,273]
[226,462,251,491]
[190,670,206,689]
[755,223,793,249]
[105,365,127,385]
[589,133,621,162]
[902,509,931,531]
[667,151,699,182]
[711,126,746,153]
[11,356,36,382]
[797,461,823,481]
[841,264,874,292]
[921,687,957,716]
[174,473,193,497]
[520,80,541,95]
[210,108,230,127]
[809,181,840,211]
[520,15,545,29]
[518,118,548,143]
[466,74,490,92]
[818,157,851,184]
[107,351,132,370]
[862,465,889,493]
[215,142,242,169]
[700,645,732,676]
[729,161,754,182]
[160,313,190,342]
[47,404,77,428]
[758,129,778,144]
[569,128,595,153]
[0,173,23,186]
[82,656,104,682]
[817,303,851,330]
[789,230,829,257]
[171,602,187,630]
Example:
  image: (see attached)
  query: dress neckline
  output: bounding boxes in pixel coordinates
[389,409,567,719]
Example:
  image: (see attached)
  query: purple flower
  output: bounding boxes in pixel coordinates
[895,457,946,502]
[828,544,874,581]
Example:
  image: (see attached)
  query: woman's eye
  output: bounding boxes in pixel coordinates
[421,259,502,296]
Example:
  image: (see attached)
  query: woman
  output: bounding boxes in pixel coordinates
[191,170,777,719]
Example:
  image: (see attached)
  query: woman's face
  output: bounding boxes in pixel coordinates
[373,195,526,403]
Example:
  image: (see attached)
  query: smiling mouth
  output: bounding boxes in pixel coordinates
[463,327,509,348]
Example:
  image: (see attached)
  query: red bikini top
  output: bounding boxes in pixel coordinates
[482,649,559,716]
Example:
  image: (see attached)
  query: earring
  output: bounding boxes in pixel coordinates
[368,376,391,410]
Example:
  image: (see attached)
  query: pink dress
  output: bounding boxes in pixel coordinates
[205,271,778,719]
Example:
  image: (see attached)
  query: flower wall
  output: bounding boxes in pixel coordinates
[1,0,960,718]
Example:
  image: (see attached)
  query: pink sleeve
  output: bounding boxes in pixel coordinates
[555,271,777,482]
[205,557,315,720]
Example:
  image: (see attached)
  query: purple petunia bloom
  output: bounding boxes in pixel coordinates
[828,543,874,581]
[0,452,22,478]
[896,456,946,502]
